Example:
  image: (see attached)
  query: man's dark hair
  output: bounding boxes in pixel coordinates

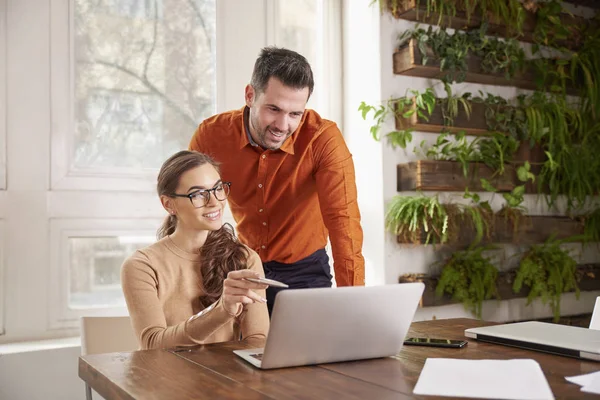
[250,47,314,99]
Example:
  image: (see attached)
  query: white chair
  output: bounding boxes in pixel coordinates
[590,296,600,330]
[80,316,139,400]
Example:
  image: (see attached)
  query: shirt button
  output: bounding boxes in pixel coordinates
[259,208,263,213]
[261,245,266,249]
[258,184,263,188]
[261,154,266,159]
[262,222,267,226]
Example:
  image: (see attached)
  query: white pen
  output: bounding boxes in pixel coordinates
[244,277,289,288]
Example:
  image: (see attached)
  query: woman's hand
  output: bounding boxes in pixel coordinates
[222,270,268,316]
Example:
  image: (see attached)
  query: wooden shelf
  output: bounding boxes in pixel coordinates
[395,98,489,135]
[397,160,517,192]
[396,214,585,246]
[393,39,537,90]
[398,264,600,308]
[389,0,583,46]
[564,0,600,10]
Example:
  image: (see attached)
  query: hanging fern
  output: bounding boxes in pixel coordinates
[513,238,580,322]
[435,245,499,319]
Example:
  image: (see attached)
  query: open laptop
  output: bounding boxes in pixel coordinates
[234,282,424,369]
[465,321,600,362]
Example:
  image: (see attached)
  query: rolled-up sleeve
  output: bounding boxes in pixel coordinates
[313,124,365,286]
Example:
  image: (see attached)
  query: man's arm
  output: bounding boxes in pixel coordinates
[313,124,365,286]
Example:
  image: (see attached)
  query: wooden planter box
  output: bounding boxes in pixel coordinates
[397,160,517,192]
[389,0,583,46]
[397,159,546,194]
[396,214,585,246]
[398,264,600,308]
[563,0,600,9]
[393,39,537,90]
[395,98,489,135]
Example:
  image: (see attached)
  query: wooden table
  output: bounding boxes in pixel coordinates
[79,318,600,399]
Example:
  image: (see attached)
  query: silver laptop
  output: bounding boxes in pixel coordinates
[465,321,600,362]
[234,283,424,369]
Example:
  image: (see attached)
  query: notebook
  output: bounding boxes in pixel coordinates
[234,283,425,369]
[465,321,600,362]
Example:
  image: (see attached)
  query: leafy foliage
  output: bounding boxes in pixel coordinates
[398,25,527,84]
[386,194,492,245]
[513,238,579,322]
[385,195,451,244]
[358,88,437,149]
[582,208,600,244]
[435,245,499,319]
[373,0,525,35]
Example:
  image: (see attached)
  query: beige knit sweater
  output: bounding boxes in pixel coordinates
[121,236,269,350]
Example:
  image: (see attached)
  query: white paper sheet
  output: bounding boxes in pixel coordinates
[566,370,600,395]
[565,370,600,387]
[413,358,554,399]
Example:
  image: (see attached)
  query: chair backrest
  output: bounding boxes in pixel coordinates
[80,316,139,355]
[590,296,600,331]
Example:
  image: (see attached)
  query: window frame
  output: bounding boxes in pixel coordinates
[50,0,216,192]
[265,0,343,126]
[0,0,6,190]
[47,218,161,330]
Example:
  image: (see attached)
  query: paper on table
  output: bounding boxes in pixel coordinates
[413,358,554,400]
[565,370,600,387]
[581,376,600,395]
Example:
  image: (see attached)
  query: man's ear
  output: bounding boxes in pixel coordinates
[245,84,255,107]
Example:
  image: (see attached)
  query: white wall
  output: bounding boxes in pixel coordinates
[343,0,600,321]
[0,346,84,400]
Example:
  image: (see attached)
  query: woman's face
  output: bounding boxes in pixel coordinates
[165,164,227,232]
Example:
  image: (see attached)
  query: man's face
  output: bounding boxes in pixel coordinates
[245,77,309,150]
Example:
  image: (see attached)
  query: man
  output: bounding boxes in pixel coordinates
[189,47,364,315]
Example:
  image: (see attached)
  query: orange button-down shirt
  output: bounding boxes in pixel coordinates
[189,107,364,286]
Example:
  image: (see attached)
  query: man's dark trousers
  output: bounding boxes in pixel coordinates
[262,248,332,316]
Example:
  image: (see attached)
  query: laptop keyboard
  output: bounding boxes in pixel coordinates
[250,353,264,360]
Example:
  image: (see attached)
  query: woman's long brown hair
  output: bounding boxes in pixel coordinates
[157,150,249,307]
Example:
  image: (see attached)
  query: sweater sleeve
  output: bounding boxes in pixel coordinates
[238,249,270,347]
[121,252,237,350]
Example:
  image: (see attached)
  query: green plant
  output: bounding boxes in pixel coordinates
[435,245,499,319]
[532,0,577,48]
[582,208,600,244]
[358,88,437,149]
[439,83,472,125]
[513,237,580,322]
[385,195,452,244]
[398,24,527,84]
[468,24,526,79]
[386,194,492,245]
[417,132,479,177]
[373,0,525,35]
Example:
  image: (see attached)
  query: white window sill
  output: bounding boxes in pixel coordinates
[0,336,80,355]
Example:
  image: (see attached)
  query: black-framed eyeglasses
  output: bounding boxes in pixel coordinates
[171,182,231,208]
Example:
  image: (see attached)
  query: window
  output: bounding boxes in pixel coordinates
[270,0,342,124]
[2,0,341,344]
[51,0,217,190]
[0,0,6,191]
[49,219,160,330]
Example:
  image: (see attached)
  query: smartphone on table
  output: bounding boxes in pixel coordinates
[404,337,468,348]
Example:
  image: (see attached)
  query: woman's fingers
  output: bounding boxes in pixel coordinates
[224,271,268,290]
[224,286,267,304]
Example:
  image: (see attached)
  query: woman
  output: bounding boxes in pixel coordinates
[121,150,269,350]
